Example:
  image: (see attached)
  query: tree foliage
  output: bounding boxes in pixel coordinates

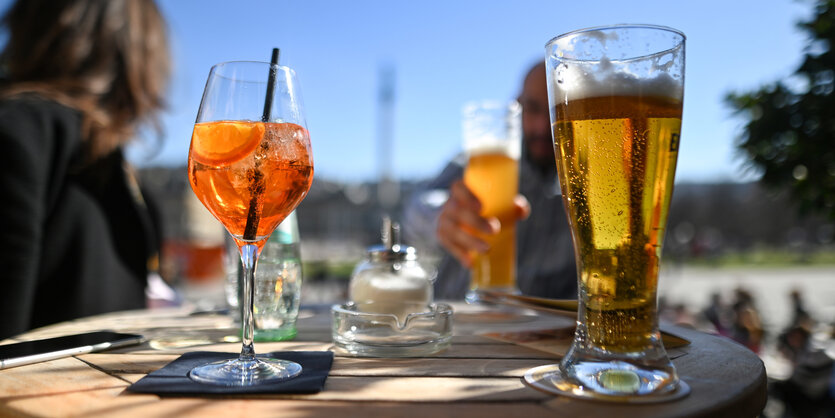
[726,0,835,220]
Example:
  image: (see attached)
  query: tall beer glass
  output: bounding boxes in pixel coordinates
[529,25,686,400]
[461,101,522,302]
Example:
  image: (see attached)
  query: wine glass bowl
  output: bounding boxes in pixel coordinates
[189,120,313,243]
[186,60,313,386]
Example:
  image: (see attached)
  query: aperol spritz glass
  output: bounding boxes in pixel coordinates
[186,61,313,386]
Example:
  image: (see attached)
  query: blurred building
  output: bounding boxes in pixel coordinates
[137,166,422,267]
[138,166,835,283]
[666,182,834,259]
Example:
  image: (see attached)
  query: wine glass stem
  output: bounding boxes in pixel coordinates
[239,243,258,361]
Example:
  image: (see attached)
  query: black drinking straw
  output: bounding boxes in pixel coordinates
[242,48,280,241]
[262,48,280,122]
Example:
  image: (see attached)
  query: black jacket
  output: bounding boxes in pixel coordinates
[0,95,157,339]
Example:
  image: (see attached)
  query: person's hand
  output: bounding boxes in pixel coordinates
[436,180,530,267]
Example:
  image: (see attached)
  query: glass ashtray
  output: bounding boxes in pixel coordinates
[331,302,453,357]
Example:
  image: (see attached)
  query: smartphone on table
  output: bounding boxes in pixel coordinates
[0,331,144,370]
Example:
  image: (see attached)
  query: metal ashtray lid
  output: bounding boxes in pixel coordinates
[366,217,419,262]
[367,243,418,262]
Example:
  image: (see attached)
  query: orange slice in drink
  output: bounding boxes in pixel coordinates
[190,121,265,166]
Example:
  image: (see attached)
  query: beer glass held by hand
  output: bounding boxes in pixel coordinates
[525,25,687,401]
[461,101,522,303]
[187,58,314,386]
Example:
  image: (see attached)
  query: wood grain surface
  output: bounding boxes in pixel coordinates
[0,303,766,418]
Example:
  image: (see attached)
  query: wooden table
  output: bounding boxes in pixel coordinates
[0,303,766,417]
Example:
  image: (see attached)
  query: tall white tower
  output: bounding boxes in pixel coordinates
[376,64,399,210]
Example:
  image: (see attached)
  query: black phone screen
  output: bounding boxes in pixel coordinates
[0,331,144,368]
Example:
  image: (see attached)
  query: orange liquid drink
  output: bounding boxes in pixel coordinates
[188,121,314,244]
[463,151,519,291]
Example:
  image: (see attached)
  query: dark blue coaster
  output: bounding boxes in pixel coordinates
[127,351,333,395]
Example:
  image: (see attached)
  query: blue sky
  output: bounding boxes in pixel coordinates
[2,0,813,183]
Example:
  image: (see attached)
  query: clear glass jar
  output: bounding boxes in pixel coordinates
[348,220,434,323]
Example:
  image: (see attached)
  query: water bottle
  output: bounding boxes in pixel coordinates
[224,211,303,341]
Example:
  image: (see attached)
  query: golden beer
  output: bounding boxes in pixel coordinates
[532,24,685,399]
[553,95,682,352]
[463,151,519,291]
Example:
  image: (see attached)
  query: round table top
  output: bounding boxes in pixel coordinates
[0,303,766,418]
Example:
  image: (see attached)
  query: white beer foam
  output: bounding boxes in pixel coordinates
[465,142,520,159]
[461,100,522,159]
[553,56,683,102]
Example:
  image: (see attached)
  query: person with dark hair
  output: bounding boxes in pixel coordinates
[729,288,765,353]
[701,291,731,336]
[0,0,171,339]
[788,288,814,331]
[772,324,835,417]
[403,63,577,299]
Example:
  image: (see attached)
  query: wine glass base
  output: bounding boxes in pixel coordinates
[188,357,302,386]
[524,363,690,403]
